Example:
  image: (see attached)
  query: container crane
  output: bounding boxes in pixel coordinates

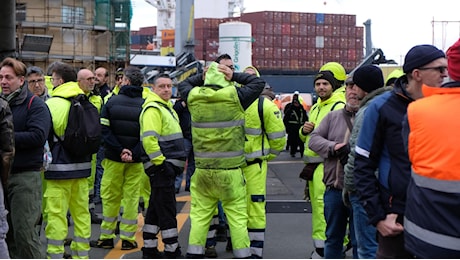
[144,0,175,48]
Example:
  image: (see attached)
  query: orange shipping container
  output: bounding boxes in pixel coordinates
[161,29,175,40]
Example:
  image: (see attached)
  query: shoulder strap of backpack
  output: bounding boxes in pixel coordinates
[331,101,345,111]
[27,95,37,110]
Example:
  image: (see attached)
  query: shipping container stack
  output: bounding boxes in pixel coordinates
[131,26,157,50]
[131,11,364,73]
[240,11,363,73]
[194,17,241,61]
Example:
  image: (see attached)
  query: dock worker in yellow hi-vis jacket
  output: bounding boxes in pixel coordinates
[178,62,265,258]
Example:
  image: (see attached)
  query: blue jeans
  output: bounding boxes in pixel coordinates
[349,192,377,259]
[323,187,357,259]
[175,138,195,191]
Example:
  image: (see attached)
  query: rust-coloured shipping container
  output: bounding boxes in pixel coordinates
[186,11,363,73]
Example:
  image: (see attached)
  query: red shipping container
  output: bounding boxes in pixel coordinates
[306,25,316,36]
[264,47,274,57]
[273,12,282,23]
[307,48,316,59]
[356,27,364,39]
[282,12,291,23]
[194,51,204,60]
[339,26,348,37]
[307,13,316,24]
[282,24,291,35]
[347,49,356,60]
[348,27,356,36]
[273,35,282,47]
[161,39,174,47]
[348,38,356,49]
[253,59,263,69]
[263,59,271,69]
[139,26,156,35]
[333,15,342,26]
[194,18,210,29]
[339,49,348,60]
[264,35,274,46]
[265,23,274,35]
[299,37,308,47]
[205,39,219,49]
[280,59,289,69]
[349,15,357,27]
[324,14,333,25]
[339,38,348,49]
[273,23,282,35]
[324,48,332,60]
[340,15,348,26]
[299,24,308,35]
[253,35,265,47]
[290,59,299,70]
[290,36,299,48]
[281,48,290,60]
[331,37,340,47]
[273,48,282,59]
[315,49,324,59]
[290,24,299,35]
[252,23,265,35]
[282,37,291,48]
[316,25,324,36]
[324,37,332,48]
[273,59,282,69]
[291,12,300,24]
[332,49,340,59]
[299,13,308,24]
[241,11,274,23]
[331,26,339,37]
[254,47,264,56]
[290,48,299,58]
[324,25,333,37]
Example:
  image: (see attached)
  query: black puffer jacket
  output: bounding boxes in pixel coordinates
[101,85,145,162]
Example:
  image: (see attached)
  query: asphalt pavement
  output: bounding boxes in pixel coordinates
[39,151,332,259]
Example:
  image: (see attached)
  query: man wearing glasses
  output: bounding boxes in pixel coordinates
[353,44,447,258]
[26,66,50,101]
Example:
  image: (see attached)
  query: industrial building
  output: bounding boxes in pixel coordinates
[15,0,131,84]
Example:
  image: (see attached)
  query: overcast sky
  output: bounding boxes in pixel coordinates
[131,0,460,64]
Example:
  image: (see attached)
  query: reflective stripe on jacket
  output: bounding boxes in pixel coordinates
[244,97,286,162]
[404,84,460,258]
[45,81,91,179]
[188,85,245,169]
[140,92,186,169]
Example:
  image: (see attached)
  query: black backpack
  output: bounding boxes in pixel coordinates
[54,94,101,158]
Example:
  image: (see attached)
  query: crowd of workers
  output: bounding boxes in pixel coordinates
[0,38,460,259]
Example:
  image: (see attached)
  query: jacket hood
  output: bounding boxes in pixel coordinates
[392,75,414,102]
[204,62,234,88]
[243,65,260,77]
[52,81,84,98]
[119,85,143,98]
[143,90,172,109]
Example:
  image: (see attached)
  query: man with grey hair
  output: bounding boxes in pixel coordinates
[90,66,145,250]
[26,66,50,101]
